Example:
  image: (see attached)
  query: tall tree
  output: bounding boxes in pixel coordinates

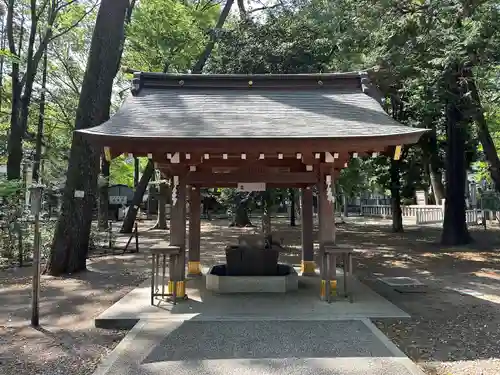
[46,0,130,275]
[6,0,96,180]
[98,1,136,230]
[31,49,48,183]
[441,65,471,245]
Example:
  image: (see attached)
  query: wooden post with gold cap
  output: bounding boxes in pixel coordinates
[318,165,336,300]
[168,174,187,298]
[188,186,202,277]
[300,187,315,276]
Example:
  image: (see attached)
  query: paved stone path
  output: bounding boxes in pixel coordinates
[93,319,425,375]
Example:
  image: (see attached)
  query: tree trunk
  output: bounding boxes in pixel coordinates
[429,168,445,204]
[390,156,404,232]
[32,50,48,183]
[45,0,130,276]
[427,129,445,203]
[191,0,234,73]
[230,204,252,227]
[134,157,139,188]
[261,190,272,235]
[121,160,154,233]
[98,157,110,230]
[229,193,253,227]
[151,180,169,230]
[6,0,23,180]
[0,16,5,113]
[289,188,296,226]
[237,0,247,20]
[441,68,471,246]
[7,62,22,180]
[466,71,500,192]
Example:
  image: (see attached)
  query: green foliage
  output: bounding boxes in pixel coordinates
[0,178,23,262]
[208,8,367,74]
[124,0,219,72]
[110,155,135,187]
[109,156,148,187]
[0,49,20,63]
[0,178,22,197]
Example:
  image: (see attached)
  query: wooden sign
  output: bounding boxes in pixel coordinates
[237,182,266,192]
[109,195,127,205]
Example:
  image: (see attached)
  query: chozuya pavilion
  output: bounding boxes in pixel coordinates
[77,72,426,299]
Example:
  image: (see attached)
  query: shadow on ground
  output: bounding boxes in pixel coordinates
[1,217,500,375]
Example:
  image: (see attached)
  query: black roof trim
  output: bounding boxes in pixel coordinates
[131,72,364,95]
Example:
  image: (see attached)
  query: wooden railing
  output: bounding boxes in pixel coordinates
[361,205,392,217]
[362,204,495,226]
[361,204,444,222]
[415,207,444,224]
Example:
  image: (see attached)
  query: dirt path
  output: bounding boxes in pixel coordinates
[1,217,499,375]
[0,247,152,375]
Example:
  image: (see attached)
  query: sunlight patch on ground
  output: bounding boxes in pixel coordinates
[473,268,500,280]
[382,260,411,268]
[444,252,500,263]
[423,358,500,374]
[445,285,500,304]
[420,252,443,258]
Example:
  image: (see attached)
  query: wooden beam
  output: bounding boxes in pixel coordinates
[83,134,424,155]
[158,158,312,168]
[193,182,314,188]
[186,171,317,185]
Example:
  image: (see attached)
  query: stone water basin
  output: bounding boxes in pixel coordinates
[206,264,299,293]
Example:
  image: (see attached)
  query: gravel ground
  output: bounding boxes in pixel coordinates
[259,217,500,375]
[362,277,500,375]
[1,218,499,375]
[346,223,500,375]
[0,245,153,375]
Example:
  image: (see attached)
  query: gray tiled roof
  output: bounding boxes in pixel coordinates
[79,74,424,140]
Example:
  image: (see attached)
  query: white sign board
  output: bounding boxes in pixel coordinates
[237,182,266,192]
[109,195,127,205]
[470,184,477,207]
[74,190,85,198]
[415,190,427,206]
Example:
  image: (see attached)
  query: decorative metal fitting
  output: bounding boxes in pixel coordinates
[325,175,335,203]
[172,176,179,206]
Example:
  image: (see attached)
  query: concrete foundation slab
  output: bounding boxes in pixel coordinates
[92,319,425,375]
[378,277,424,287]
[95,267,409,330]
[378,277,428,293]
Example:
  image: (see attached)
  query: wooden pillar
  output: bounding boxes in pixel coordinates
[188,186,202,277]
[262,189,272,237]
[318,166,336,299]
[300,187,315,275]
[169,174,187,297]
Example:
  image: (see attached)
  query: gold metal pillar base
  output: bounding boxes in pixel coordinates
[301,260,316,275]
[187,261,202,276]
[320,280,337,299]
[167,280,187,297]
